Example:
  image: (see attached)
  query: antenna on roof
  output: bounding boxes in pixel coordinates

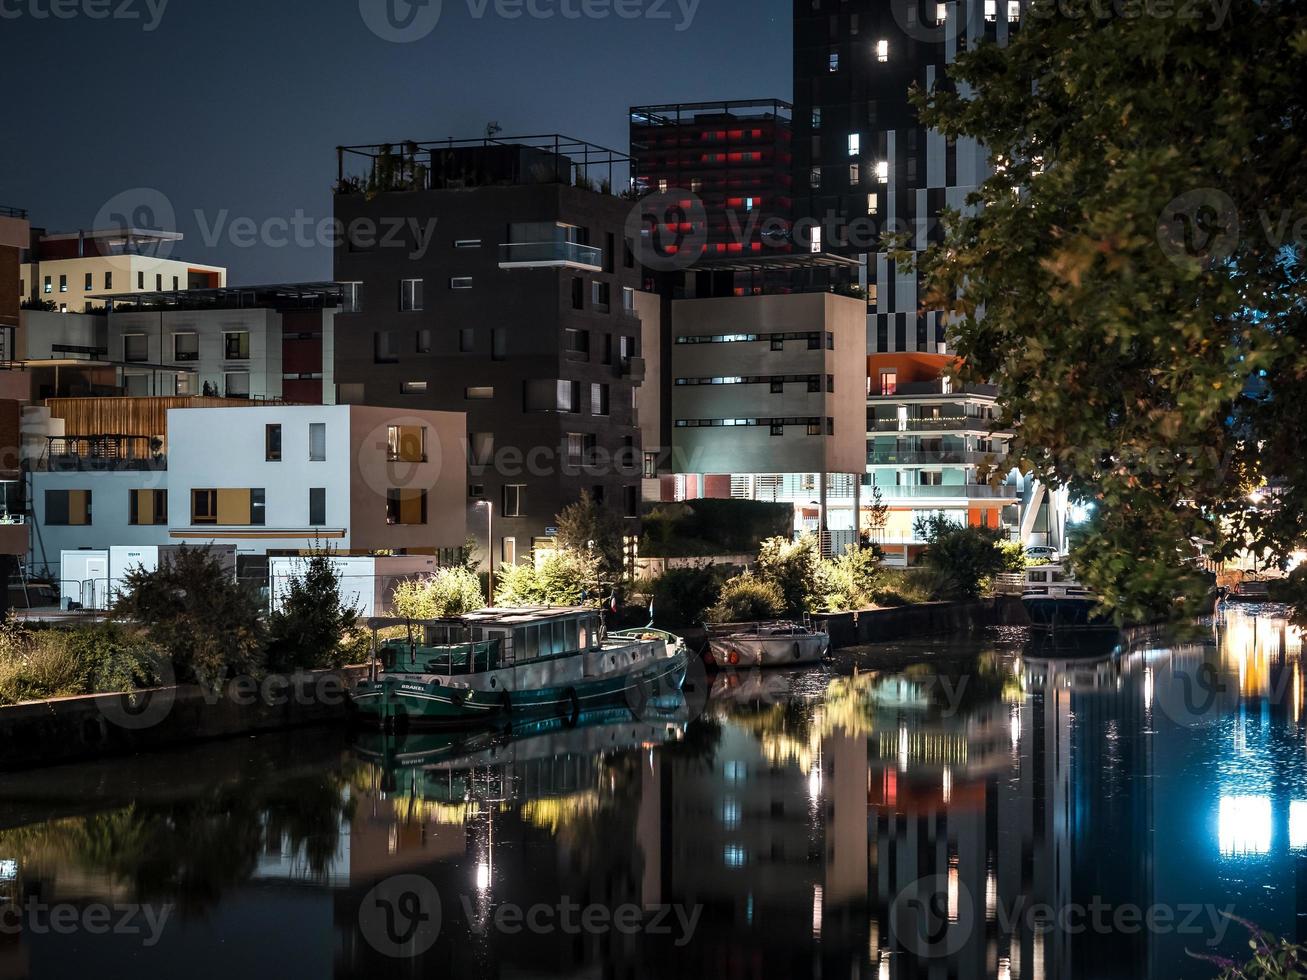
[485,121,502,139]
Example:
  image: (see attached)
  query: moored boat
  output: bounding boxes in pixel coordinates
[1021,564,1117,632]
[705,620,831,668]
[350,607,689,730]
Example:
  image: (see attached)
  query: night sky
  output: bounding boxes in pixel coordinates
[1,0,792,283]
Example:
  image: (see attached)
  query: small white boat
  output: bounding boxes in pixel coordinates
[1021,564,1114,631]
[705,621,830,668]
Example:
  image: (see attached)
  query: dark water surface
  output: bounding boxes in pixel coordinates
[2,605,1305,979]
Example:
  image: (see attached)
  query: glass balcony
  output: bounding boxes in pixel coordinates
[867,449,1006,465]
[498,241,603,271]
[866,484,1018,500]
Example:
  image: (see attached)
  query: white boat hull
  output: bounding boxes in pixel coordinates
[707,632,830,668]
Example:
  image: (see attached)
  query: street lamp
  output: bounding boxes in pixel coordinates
[479,500,493,605]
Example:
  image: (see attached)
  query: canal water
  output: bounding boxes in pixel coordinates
[1,605,1304,979]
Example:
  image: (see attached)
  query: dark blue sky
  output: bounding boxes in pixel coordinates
[1,0,792,283]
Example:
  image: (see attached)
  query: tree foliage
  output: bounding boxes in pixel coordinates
[824,543,886,611]
[649,565,730,626]
[266,553,360,672]
[392,566,485,620]
[555,490,625,578]
[494,548,601,607]
[755,535,827,616]
[913,515,1009,600]
[113,546,265,683]
[708,575,785,624]
[900,1,1307,622]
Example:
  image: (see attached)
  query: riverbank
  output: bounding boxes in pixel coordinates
[815,596,1029,647]
[0,666,365,773]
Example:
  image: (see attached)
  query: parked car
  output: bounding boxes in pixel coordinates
[1026,546,1061,563]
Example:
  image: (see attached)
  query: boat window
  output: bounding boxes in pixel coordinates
[1051,570,1066,582]
[518,625,539,660]
[565,618,579,652]
[579,622,588,650]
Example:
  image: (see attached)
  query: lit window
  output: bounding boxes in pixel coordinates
[848,133,860,156]
[985,0,997,20]
[876,39,888,62]
[1008,0,1020,18]
[867,192,879,214]
[829,49,840,72]
[809,167,822,189]
[849,164,861,185]
[811,107,822,128]
[876,160,889,182]
[811,226,823,254]
[658,178,669,193]
[936,2,947,23]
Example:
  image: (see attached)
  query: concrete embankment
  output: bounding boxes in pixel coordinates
[0,667,366,773]
[815,596,1029,648]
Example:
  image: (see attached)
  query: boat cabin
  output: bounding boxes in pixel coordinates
[461,607,604,662]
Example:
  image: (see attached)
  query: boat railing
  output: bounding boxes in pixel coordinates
[607,626,683,646]
[706,620,810,637]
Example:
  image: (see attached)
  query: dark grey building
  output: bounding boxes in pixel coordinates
[332,137,647,567]
[793,0,1020,354]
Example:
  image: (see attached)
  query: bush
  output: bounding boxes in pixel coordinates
[393,566,485,620]
[266,553,361,673]
[824,544,885,611]
[555,491,625,578]
[0,620,161,706]
[872,568,944,606]
[494,548,600,607]
[756,535,827,616]
[649,565,730,626]
[113,545,266,684]
[708,575,785,624]
[913,515,1009,600]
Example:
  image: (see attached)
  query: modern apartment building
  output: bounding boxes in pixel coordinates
[866,351,1025,563]
[20,227,225,314]
[0,207,32,593]
[98,282,341,402]
[28,401,467,579]
[793,0,1018,353]
[332,136,650,566]
[658,291,867,553]
[630,99,794,268]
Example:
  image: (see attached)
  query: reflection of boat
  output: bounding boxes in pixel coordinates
[351,608,689,729]
[705,621,831,668]
[1021,565,1116,631]
[353,703,688,801]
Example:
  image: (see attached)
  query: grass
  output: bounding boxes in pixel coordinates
[0,619,163,707]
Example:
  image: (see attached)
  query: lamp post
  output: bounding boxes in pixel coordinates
[479,500,493,604]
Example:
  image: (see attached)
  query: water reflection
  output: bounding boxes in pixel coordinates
[0,607,1305,979]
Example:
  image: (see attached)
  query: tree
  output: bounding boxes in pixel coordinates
[555,490,625,579]
[865,484,889,545]
[494,548,601,607]
[266,552,360,672]
[649,565,729,626]
[756,535,827,616]
[392,566,484,620]
[912,515,1008,601]
[708,575,784,624]
[113,546,265,684]
[898,1,1307,622]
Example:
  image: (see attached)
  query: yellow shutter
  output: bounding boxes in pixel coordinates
[217,489,251,525]
[399,489,424,525]
[134,490,154,525]
[69,490,90,526]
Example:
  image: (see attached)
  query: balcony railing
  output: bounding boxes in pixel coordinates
[41,435,166,472]
[498,241,603,271]
[869,417,1000,432]
[867,484,1018,500]
[868,450,1007,466]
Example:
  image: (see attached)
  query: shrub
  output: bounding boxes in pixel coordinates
[872,568,944,606]
[756,535,827,616]
[266,552,361,673]
[912,515,1009,600]
[708,575,784,624]
[392,566,485,620]
[0,620,160,706]
[113,545,266,684]
[494,548,600,607]
[64,622,164,693]
[650,565,730,626]
[824,544,885,611]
